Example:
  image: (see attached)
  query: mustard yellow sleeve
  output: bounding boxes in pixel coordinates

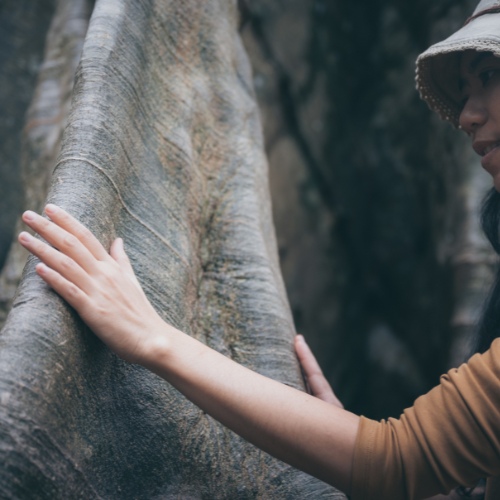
[351,338,500,500]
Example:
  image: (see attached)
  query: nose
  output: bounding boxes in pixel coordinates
[459,94,488,135]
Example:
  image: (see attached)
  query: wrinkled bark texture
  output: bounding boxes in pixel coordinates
[241,0,496,419]
[0,0,341,498]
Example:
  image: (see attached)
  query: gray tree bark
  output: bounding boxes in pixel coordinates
[0,0,342,498]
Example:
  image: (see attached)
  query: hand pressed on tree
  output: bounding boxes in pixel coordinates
[18,204,172,365]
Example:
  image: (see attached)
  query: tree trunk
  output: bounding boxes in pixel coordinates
[0,0,342,497]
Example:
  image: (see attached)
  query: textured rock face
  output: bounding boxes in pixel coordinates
[0,0,343,498]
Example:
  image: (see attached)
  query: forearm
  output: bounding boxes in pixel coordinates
[144,326,359,494]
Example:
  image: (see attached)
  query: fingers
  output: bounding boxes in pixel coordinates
[21,210,98,275]
[37,205,109,261]
[295,334,324,377]
[18,231,93,294]
[110,238,131,269]
[295,335,344,408]
[109,237,141,285]
[44,204,110,261]
[21,205,111,272]
[35,262,88,311]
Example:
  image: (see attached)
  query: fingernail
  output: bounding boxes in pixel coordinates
[23,211,35,221]
[296,334,305,342]
[36,263,47,273]
[19,231,32,242]
[45,204,58,213]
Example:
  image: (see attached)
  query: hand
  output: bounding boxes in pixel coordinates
[294,335,343,408]
[18,204,170,364]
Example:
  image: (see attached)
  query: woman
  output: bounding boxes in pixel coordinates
[16,1,500,498]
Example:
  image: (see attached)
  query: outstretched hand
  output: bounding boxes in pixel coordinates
[18,204,171,365]
[294,335,343,408]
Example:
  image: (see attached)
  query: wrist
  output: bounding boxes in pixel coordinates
[138,320,179,372]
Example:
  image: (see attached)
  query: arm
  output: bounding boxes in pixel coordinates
[18,205,359,494]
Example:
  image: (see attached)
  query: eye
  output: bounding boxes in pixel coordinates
[479,68,499,85]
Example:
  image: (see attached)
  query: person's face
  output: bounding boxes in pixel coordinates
[459,50,500,191]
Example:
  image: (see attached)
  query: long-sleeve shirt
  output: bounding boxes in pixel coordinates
[351,337,500,500]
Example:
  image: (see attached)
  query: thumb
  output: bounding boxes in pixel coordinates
[110,238,133,270]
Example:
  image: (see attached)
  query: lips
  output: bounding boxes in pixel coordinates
[472,139,500,181]
[484,142,500,156]
[472,139,500,157]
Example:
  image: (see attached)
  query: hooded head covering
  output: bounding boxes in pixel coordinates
[416,0,500,127]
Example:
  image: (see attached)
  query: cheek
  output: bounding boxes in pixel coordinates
[488,83,500,117]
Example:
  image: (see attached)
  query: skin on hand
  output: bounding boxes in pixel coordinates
[294,335,343,408]
[18,204,172,365]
